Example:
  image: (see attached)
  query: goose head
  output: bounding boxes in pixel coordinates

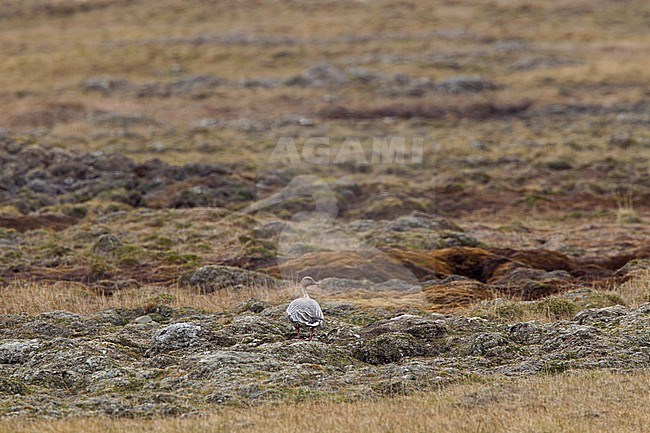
[300,276,319,288]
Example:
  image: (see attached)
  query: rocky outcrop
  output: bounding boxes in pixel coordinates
[0,302,648,418]
[0,140,255,216]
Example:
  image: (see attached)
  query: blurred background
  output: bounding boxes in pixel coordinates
[0,0,648,294]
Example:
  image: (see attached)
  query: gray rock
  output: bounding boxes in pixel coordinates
[508,321,544,345]
[216,314,288,345]
[135,315,153,324]
[573,305,628,325]
[511,56,583,71]
[363,315,447,342]
[301,62,349,87]
[81,77,131,94]
[493,267,572,285]
[26,179,58,195]
[187,265,284,292]
[374,279,421,292]
[348,219,376,232]
[0,340,40,364]
[168,75,225,94]
[353,332,426,365]
[152,323,203,351]
[86,112,159,128]
[435,75,499,93]
[386,212,459,232]
[265,340,355,368]
[317,277,420,293]
[318,277,373,291]
[440,233,480,248]
[615,258,650,276]
[346,67,383,83]
[92,234,122,255]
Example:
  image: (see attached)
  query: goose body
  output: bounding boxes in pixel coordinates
[286,276,324,340]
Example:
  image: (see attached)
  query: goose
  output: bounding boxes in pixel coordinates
[286,276,324,340]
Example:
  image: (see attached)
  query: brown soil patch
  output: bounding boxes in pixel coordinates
[381,248,453,279]
[497,280,573,301]
[577,245,650,272]
[8,102,86,128]
[424,280,494,312]
[266,250,419,283]
[262,246,645,291]
[1,263,180,293]
[0,214,79,232]
[317,101,532,121]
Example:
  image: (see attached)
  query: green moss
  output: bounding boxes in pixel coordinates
[88,257,115,279]
[237,236,278,259]
[583,291,625,309]
[469,297,579,322]
[619,212,643,224]
[115,244,146,267]
[3,250,24,260]
[43,242,72,257]
[61,205,88,219]
[516,193,552,208]
[541,361,570,375]
[156,237,174,248]
[110,377,148,393]
[193,242,213,253]
[164,251,199,265]
[531,298,578,320]
[372,379,412,396]
[354,333,425,365]
[496,220,530,232]
[147,217,166,228]
[470,302,526,322]
[0,378,29,395]
[558,209,612,220]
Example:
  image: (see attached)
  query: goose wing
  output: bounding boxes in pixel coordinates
[286,299,324,327]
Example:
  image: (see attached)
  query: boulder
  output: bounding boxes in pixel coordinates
[151,323,204,352]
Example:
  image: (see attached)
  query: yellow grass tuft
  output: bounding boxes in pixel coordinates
[614,193,643,224]
[0,281,291,315]
[616,270,650,306]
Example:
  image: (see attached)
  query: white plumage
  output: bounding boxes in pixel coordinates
[286,276,324,340]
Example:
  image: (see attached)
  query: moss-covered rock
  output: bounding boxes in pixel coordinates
[186,265,285,293]
[353,332,426,365]
[0,302,649,418]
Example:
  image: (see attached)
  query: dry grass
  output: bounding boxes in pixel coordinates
[1,268,647,317]
[615,193,643,225]
[1,370,648,433]
[0,281,291,315]
[0,280,430,315]
[616,270,650,306]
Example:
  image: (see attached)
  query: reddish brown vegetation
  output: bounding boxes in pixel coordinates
[0,213,78,232]
[317,101,533,121]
